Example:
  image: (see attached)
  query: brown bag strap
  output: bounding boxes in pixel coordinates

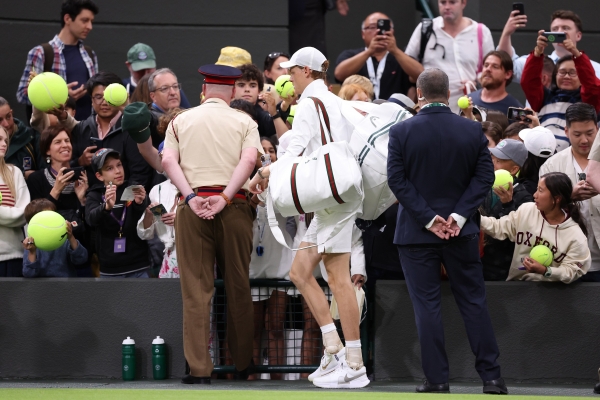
[308,97,332,145]
[41,43,54,72]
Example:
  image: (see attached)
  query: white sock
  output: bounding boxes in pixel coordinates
[345,339,361,348]
[320,323,336,334]
[345,343,364,370]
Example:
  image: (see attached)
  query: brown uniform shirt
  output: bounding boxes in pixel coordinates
[164,98,263,191]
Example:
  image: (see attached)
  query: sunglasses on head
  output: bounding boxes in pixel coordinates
[267,52,290,60]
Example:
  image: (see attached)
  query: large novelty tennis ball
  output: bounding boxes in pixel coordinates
[457,96,470,110]
[28,72,69,112]
[493,169,513,190]
[275,75,294,99]
[530,245,553,267]
[27,211,68,251]
[104,83,128,107]
[287,105,296,125]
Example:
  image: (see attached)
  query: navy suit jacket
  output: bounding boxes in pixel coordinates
[387,106,494,245]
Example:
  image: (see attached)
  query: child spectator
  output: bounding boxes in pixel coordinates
[22,199,88,277]
[518,127,557,195]
[503,121,528,140]
[481,139,534,280]
[482,121,503,148]
[486,110,509,133]
[0,126,30,276]
[137,142,179,278]
[481,172,590,283]
[85,148,150,278]
[338,83,370,101]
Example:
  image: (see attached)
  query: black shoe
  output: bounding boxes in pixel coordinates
[594,382,600,394]
[416,380,450,393]
[181,374,211,384]
[234,359,255,381]
[483,378,508,394]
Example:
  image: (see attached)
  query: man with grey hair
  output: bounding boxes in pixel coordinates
[387,68,506,394]
[148,68,182,116]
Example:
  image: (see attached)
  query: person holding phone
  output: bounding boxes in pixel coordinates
[335,12,422,100]
[498,10,600,84]
[522,28,600,153]
[26,126,89,265]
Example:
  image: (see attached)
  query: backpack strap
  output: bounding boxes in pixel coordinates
[308,97,332,145]
[84,45,95,63]
[476,23,484,74]
[418,19,434,64]
[41,43,54,72]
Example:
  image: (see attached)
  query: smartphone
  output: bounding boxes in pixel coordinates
[150,204,168,217]
[578,172,587,182]
[507,107,533,123]
[543,32,567,43]
[90,137,102,148]
[63,166,84,182]
[377,19,391,35]
[260,154,271,167]
[512,2,525,16]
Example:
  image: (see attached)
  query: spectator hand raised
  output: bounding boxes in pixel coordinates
[534,30,549,57]
[78,146,97,167]
[523,256,547,274]
[67,81,87,101]
[22,237,36,253]
[503,10,528,36]
[132,187,146,205]
[563,38,582,58]
[493,182,514,204]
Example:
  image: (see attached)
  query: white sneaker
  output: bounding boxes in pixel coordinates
[308,347,345,382]
[312,360,369,389]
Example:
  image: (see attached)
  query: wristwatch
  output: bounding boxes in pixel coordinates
[544,266,552,277]
[270,112,281,120]
[185,193,197,205]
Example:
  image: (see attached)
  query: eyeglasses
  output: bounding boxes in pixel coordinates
[267,52,290,60]
[362,25,378,31]
[557,69,577,77]
[153,83,182,94]
[92,95,107,105]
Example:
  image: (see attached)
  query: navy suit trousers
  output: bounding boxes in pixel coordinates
[398,233,501,384]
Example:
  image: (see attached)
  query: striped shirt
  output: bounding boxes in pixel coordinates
[0,184,15,207]
[16,35,98,105]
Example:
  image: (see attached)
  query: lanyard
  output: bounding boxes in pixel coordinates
[103,196,127,237]
[421,102,449,109]
[366,51,388,99]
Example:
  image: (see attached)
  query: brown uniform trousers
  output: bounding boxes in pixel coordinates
[175,197,255,376]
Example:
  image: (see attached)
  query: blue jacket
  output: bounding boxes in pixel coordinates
[387,106,494,245]
[22,239,88,277]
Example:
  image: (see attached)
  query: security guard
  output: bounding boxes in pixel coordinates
[162,64,263,384]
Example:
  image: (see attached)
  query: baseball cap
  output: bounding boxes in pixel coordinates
[215,47,252,68]
[518,126,557,158]
[122,102,152,144]
[127,43,157,71]
[388,93,415,110]
[91,148,120,173]
[489,139,528,167]
[280,47,327,71]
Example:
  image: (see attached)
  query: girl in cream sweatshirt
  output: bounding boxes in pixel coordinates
[481,172,590,283]
[0,127,30,276]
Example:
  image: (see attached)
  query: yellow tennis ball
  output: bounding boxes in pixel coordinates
[27,211,68,251]
[530,245,553,267]
[28,72,69,112]
[287,105,296,125]
[493,169,513,190]
[457,96,470,109]
[275,75,294,99]
[104,83,128,107]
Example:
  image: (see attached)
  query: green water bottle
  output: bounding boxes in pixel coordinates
[122,336,136,381]
[152,336,167,380]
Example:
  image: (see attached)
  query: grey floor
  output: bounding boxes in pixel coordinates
[0,379,598,397]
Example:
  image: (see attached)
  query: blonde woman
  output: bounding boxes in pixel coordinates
[0,126,31,276]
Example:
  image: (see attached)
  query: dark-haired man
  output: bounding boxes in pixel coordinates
[469,51,522,114]
[387,68,506,394]
[17,0,100,121]
[56,71,153,190]
[498,9,600,83]
[540,103,600,282]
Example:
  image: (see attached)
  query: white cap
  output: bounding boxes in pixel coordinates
[122,336,135,345]
[518,126,557,158]
[280,47,327,72]
[152,336,165,344]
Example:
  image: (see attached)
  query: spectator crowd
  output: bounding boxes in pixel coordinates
[3,0,600,383]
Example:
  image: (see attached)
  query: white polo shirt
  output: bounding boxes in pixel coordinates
[280,79,355,159]
[405,16,494,113]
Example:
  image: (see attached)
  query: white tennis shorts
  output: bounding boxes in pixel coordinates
[303,201,360,254]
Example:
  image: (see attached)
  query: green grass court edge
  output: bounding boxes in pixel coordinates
[0,389,597,400]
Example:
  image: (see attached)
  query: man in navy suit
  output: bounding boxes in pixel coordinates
[387,68,507,395]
